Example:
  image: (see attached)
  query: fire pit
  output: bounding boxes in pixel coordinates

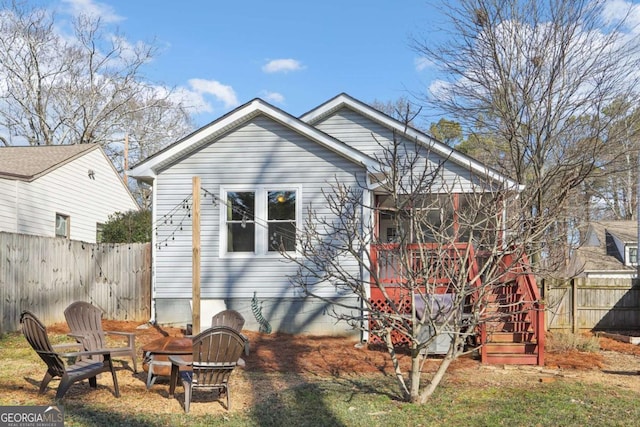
[142,336,192,389]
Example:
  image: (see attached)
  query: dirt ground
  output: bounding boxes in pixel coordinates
[39,320,640,415]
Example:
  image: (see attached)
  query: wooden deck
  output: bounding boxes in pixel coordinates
[369,244,544,365]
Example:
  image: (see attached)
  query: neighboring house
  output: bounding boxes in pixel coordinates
[566,221,638,279]
[0,144,139,243]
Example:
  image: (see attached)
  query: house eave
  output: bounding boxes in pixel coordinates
[129,98,381,179]
[301,93,521,191]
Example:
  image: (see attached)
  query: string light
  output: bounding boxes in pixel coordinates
[153,195,193,250]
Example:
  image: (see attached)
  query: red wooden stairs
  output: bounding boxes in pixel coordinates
[478,253,545,365]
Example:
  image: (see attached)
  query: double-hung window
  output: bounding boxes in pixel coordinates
[224,188,298,255]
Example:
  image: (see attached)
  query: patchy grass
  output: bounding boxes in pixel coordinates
[2,325,640,426]
[34,378,640,427]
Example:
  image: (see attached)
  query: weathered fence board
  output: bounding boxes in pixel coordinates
[545,277,640,332]
[0,232,151,333]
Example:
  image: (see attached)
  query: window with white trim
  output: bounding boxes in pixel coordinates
[55,213,69,238]
[224,188,298,255]
[96,223,105,243]
[628,246,638,266]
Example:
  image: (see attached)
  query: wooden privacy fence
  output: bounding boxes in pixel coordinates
[544,277,640,332]
[0,232,151,334]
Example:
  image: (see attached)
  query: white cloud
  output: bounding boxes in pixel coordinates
[428,79,452,99]
[260,91,285,104]
[262,59,304,74]
[167,86,212,114]
[61,0,123,23]
[414,57,433,72]
[188,78,239,109]
[602,0,640,33]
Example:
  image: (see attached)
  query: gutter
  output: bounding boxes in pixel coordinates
[148,178,158,324]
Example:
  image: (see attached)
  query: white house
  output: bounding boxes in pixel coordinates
[0,144,139,243]
[130,93,526,339]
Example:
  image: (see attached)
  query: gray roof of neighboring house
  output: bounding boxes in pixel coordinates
[567,220,638,276]
[593,220,639,244]
[0,144,98,181]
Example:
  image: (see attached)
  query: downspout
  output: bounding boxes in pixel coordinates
[360,173,376,343]
[149,178,158,324]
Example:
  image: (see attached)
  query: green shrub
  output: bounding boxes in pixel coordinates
[101,209,151,243]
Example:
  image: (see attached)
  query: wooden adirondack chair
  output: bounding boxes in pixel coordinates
[168,326,247,412]
[211,309,249,355]
[64,301,138,373]
[20,310,120,400]
[211,309,245,331]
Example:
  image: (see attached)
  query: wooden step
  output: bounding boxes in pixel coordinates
[482,353,540,365]
[485,293,524,303]
[485,321,533,332]
[487,331,535,343]
[485,342,538,354]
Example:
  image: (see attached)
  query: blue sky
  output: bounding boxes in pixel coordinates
[39,0,640,129]
[54,0,445,127]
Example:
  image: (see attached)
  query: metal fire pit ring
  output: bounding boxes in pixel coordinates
[142,336,192,389]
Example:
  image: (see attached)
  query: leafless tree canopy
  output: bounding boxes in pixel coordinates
[0,1,193,178]
[413,0,640,270]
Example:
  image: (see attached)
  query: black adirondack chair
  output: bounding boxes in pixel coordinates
[20,310,120,400]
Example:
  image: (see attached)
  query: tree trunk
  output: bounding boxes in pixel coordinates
[418,353,454,403]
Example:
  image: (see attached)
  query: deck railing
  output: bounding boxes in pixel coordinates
[370,242,477,287]
[369,242,480,346]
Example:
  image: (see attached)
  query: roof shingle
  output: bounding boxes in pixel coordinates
[0,144,98,181]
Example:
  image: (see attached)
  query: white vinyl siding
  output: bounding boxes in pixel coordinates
[314,108,479,192]
[0,179,18,232]
[152,116,365,300]
[2,149,138,243]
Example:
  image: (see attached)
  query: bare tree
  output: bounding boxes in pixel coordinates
[413,0,640,270]
[0,1,192,168]
[586,99,640,221]
[281,126,543,403]
[370,97,424,130]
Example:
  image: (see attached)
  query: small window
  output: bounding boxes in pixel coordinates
[55,213,69,238]
[96,223,104,243]
[629,246,638,266]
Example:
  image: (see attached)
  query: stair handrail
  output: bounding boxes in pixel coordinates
[500,251,545,365]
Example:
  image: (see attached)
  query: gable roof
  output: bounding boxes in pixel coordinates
[300,93,522,190]
[591,220,638,245]
[129,98,381,181]
[567,221,638,276]
[0,144,99,181]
